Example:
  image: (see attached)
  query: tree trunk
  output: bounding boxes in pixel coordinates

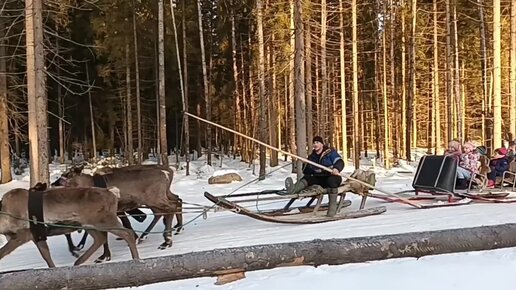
[433,0,441,154]
[492,0,502,148]
[158,0,168,166]
[401,0,407,158]
[0,17,11,183]
[182,0,190,174]
[289,1,298,177]
[352,0,360,169]
[269,34,279,167]
[125,42,133,165]
[445,0,453,142]
[133,0,143,164]
[478,0,488,146]
[55,23,65,164]
[294,0,307,177]
[339,0,348,161]
[452,1,462,141]
[390,0,398,159]
[86,64,97,161]
[320,0,328,143]
[5,224,516,289]
[170,0,187,172]
[197,0,211,166]
[406,0,417,161]
[511,0,516,139]
[256,0,267,179]
[230,1,240,162]
[25,0,48,186]
[305,20,313,152]
[382,8,390,169]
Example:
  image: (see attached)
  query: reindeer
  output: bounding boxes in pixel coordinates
[0,183,140,267]
[53,165,182,261]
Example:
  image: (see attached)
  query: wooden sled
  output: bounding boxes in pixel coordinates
[204,186,386,224]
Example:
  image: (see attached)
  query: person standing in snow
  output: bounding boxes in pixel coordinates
[284,136,344,217]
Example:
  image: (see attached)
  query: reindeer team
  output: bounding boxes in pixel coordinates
[0,164,183,267]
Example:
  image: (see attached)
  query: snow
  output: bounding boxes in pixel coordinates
[1,153,516,289]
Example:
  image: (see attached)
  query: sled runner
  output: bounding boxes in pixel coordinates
[204,184,386,224]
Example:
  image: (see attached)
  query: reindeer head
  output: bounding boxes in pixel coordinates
[51,165,84,187]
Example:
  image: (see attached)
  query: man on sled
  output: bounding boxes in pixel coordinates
[284,136,344,217]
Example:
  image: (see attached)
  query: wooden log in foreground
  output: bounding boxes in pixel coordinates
[2,223,516,289]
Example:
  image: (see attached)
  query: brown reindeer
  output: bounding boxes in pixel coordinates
[0,183,140,267]
[53,165,182,261]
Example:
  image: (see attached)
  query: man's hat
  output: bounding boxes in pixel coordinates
[313,136,324,144]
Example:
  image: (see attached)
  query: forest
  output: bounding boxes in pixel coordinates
[0,0,515,185]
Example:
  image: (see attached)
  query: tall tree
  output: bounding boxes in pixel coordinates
[158,0,169,166]
[125,42,133,165]
[197,0,211,165]
[26,0,49,186]
[256,0,266,179]
[133,0,143,164]
[432,0,441,154]
[492,0,502,147]
[182,0,190,175]
[0,17,11,183]
[406,0,417,161]
[352,0,360,168]
[294,0,307,177]
[339,0,348,161]
[511,0,516,139]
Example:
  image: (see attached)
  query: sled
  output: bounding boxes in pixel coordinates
[204,185,386,224]
[362,155,516,207]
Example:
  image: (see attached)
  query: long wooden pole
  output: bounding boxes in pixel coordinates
[185,112,422,208]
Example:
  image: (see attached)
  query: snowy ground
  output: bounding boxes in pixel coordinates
[1,153,516,289]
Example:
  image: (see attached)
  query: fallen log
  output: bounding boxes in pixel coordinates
[2,223,516,289]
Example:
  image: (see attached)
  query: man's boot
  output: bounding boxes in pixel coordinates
[326,188,339,217]
[285,177,308,195]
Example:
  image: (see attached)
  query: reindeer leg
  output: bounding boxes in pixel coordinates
[94,240,112,263]
[0,231,30,261]
[173,200,183,234]
[65,233,80,257]
[158,214,173,250]
[116,213,138,241]
[75,230,106,266]
[33,240,56,268]
[109,227,140,261]
[138,210,161,242]
[76,231,89,250]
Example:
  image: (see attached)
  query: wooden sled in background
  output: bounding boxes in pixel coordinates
[204,182,386,224]
[363,155,516,207]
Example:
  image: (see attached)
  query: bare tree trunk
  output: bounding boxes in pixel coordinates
[86,64,97,161]
[269,34,279,167]
[55,23,65,164]
[382,8,390,169]
[511,0,516,139]
[492,0,502,147]
[133,0,143,164]
[445,0,453,142]
[182,0,190,174]
[478,0,488,146]
[452,1,462,141]
[197,0,211,165]
[339,0,348,161]
[294,0,307,177]
[289,0,298,176]
[390,0,398,159]
[406,0,417,161]
[26,0,48,186]
[158,0,168,166]
[125,42,133,165]
[256,0,267,179]
[433,0,441,154]
[401,0,407,158]
[170,0,187,172]
[0,17,11,183]
[352,0,360,169]
[320,0,328,143]
[231,1,240,161]
[305,20,313,151]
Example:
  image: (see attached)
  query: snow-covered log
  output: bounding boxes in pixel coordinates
[2,223,516,289]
